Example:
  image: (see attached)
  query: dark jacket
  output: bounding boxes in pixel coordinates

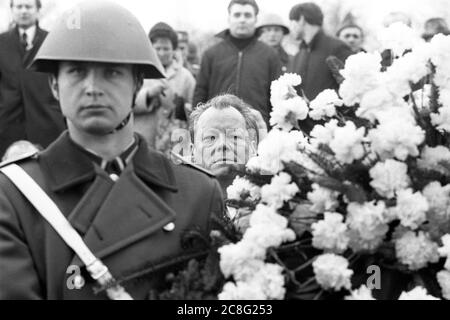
[0,26,65,157]
[288,30,353,101]
[193,30,282,126]
[275,45,291,73]
[0,132,224,300]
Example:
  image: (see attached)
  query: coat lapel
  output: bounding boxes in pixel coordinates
[70,163,177,266]
[23,26,47,68]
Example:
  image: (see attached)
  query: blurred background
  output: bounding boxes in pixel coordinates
[2,0,450,54]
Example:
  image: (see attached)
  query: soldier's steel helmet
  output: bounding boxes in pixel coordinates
[31,0,165,79]
[256,13,290,35]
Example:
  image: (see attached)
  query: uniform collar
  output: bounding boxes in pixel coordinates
[40,132,178,193]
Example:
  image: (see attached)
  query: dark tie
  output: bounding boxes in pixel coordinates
[21,32,28,50]
[104,158,124,176]
[296,41,310,79]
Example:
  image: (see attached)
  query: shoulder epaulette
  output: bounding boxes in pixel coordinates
[170,152,216,178]
[0,151,39,169]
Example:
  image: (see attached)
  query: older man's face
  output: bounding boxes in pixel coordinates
[11,0,39,29]
[193,107,255,171]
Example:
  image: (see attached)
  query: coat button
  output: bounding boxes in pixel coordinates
[73,275,85,289]
[163,222,175,232]
[109,174,119,182]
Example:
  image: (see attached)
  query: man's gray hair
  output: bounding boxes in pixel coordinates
[190,94,260,144]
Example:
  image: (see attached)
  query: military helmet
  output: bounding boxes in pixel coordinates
[31,0,165,79]
[256,13,290,35]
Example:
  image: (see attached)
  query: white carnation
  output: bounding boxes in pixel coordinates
[248,129,308,174]
[252,263,287,300]
[381,42,432,101]
[438,234,450,270]
[368,118,425,161]
[219,281,266,300]
[398,286,440,300]
[395,231,440,270]
[378,22,423,57]
[345,285,375,300]
[357,87,398,122]
[392,189,429,229]
[339,52,382,106]
[270,73,302,104]
[312,212,350,253]
[431,106,450,132]
[270,96,309,131]
[329,122,366,164]
[422,182,450,220]
[219,242,266,277]
[346,201,389,252]
[310,119,339,146]
[417,146,450,174]
[227,176,261,202]
[313,253,353,291]
[437,270,450,300]
[309,89,344,120]
[261,172,299,209]
[369,159,411,198]
[244,204,296,250]
[219,263,287,300]
[307,183,340,213]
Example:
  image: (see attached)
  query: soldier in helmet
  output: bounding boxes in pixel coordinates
[0,1,224,300]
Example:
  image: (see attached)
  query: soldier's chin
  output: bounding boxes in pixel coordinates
[82,123,115,136]
[209,161,238,172]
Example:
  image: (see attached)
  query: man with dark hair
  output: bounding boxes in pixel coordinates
[336,24,366,53]
[193,0,282,128]
[0,0,65,158]
[288,2,352,103]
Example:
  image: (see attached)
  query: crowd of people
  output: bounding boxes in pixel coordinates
[2,0,450,168]
[0,0,450,300]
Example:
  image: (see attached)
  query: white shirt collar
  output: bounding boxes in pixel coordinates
[19,25,37,49]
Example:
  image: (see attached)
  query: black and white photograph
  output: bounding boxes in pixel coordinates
[0,0,450,304]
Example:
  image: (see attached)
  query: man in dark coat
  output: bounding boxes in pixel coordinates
[0,0,65,157]
[0,1,224,300]
[288,2,353,102]
[193,0,282,128]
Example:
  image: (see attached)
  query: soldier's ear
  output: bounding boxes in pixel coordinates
[49,75,59,101]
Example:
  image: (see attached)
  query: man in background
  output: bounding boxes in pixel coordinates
[176,30,200,78]
[134,22,196,155]
[193,0,282,128]
[257,13,291,72]
[288,2,353,102]
[288,2,352,134]
[336,24,366,53]
[0,0,65,158]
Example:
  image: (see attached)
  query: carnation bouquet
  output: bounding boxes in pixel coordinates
[151,25,450,300]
